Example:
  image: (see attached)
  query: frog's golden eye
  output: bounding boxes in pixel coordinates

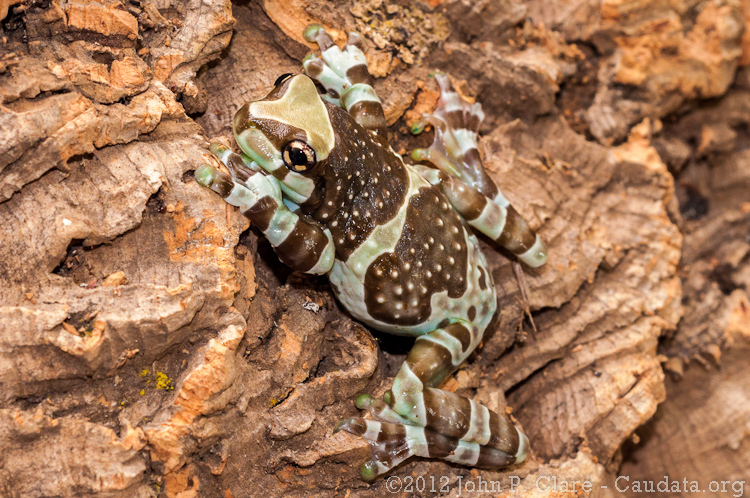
[282,140,316,172]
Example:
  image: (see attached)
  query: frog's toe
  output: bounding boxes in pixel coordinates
[411,73,496,197]
[354,393,417,426]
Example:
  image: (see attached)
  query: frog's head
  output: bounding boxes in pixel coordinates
[232,74,334,205]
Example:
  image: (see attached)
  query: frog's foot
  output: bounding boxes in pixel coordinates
[412,73,504,203]
[207,142,261,185]
[302,24,387,137]
[335,415,526,481]
[337,393,528,480]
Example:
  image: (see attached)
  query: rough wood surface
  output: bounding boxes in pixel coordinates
[0,0,747,497]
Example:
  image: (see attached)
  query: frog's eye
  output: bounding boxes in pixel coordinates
[274,73,294,86]
[282,140,317,172]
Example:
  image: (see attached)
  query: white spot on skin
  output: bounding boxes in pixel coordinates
[421,286,428,294]
[378,201,384,208]
[409,248,415,254]
[349,233,356,240]
[426,271,432,278]
[439,244,445,251]
[396,303,403,310]
[375,268,383,276]
[452,227,459,233]
[62,218,72,226]
[429,237,435,244]
[449,257,455,264]
[391,270,399,278]
[407,283,414,290]
[377,295,385,303]
[322,213,328,219]
[437,219,444,227]
[353,210,359,217]
[436,264,442,271]
[417,261,422,267]
[404,263,411,270]
[395,287,403,296]
[331,221,338,227]
[327,201,333,206]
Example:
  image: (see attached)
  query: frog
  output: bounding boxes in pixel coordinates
[195,24,548,481]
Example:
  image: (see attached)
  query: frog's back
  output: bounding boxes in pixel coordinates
[327,160,497,337]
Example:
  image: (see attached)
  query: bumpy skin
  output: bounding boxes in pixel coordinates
[196,24,547,481]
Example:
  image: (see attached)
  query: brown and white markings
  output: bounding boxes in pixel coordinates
[196,23,547,481]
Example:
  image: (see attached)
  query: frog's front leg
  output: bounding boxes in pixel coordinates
[302,24,388,140]
[336,321,529,481]
[195,147,335,275]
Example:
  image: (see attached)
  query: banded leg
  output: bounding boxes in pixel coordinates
[302,24,387,139]
[411,74,547,268]
[195,151,335,275]
[416,165,547,267]
[336,321,529,480]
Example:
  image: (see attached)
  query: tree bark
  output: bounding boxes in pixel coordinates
[0,0,747,496]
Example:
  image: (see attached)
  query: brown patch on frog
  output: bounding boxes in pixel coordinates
[467,306,476,322]
[445,322,472,352]
[497,205,536,253]
[321,105,408,260]
[364,187,469,326]
[245,196,278,232]
[274,218,331,272]
[477,266,487,290]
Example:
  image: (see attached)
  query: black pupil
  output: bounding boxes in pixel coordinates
[289,147,308,166]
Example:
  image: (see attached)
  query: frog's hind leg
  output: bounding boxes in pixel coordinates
[336,418,520,481]
[415,165,547,267]
[336,321,529,480]
[302,24,387,139]
[413,74,548,268]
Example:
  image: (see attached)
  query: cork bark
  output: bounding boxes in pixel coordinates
[0,0,748,497]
